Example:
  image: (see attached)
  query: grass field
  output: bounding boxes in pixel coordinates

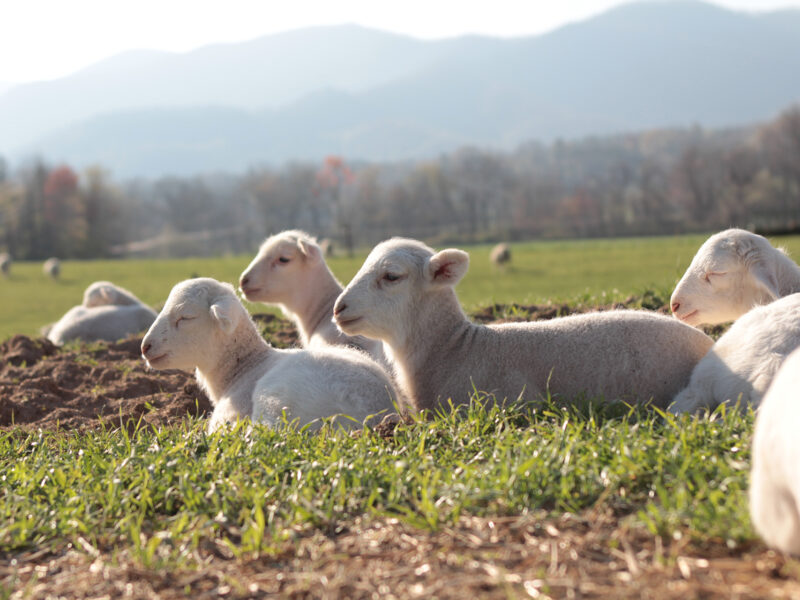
[0,232,770,340]
[5,232,800,341]
[3,232,800,598]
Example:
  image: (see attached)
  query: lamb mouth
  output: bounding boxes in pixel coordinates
[336,316,363,329]
[240,286,261,298]
[145,353,169,366]
[676,309,699,323]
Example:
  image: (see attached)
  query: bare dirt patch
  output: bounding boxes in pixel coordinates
[4,511,799,599]
[0,334,211,432]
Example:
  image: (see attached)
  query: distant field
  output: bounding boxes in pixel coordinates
[4,233,800,340]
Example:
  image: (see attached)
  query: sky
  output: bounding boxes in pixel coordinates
[3,0,800,84]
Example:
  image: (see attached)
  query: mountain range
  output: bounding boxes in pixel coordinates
[2,0,800,177]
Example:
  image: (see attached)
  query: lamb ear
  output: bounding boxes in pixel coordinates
[426,249,469,288]
[750,260,780,301]
[209,295,241,334]
[739,243,780,301]
[100,286,114,303]
[297,238,321,262]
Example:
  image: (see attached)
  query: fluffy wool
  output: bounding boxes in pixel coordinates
[750,347,800,554]
[670,293,800,414]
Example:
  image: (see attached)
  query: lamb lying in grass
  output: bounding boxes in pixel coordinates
[141,277,398,432]
[48,304,157,346]
[239,230,384,361]
[333,238,713,412]
[671,228,800,326]
[82,281,144,308]
[47,281,157,345]
[669,293,800,414]
[750,346,800,554]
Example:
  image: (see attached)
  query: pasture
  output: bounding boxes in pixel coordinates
[3,233,800,598]
[4,233,789,339]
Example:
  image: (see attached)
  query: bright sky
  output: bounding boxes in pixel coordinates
[2,0,799,84]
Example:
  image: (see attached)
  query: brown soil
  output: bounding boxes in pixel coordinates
[0,334,211,432]
[4,511,799,599]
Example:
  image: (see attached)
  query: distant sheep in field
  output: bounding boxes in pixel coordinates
[669,293,800,414]
[239,230,385,361]
[0,253,10,277]
[490,243,511,267]
[750,346,800,554]
[47,304,157,346]
[82,281,144,308]
[671,229,800,326]
[333,238,713,413]
[141,278,399,432]
[43,257,61,280]
[47,280,157,345]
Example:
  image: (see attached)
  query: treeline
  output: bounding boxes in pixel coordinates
[1,106,799,259]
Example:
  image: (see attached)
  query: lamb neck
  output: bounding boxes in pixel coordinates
[390,293,476,407]
[195,323,272,405]
[287,268,343,345]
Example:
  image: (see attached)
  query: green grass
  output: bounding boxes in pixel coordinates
[6,232,800,340]
[0,403,753,568]
[1,232,793,587]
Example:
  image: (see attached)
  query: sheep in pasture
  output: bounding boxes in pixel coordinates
[333,238,713,413]
[239,230,384,360]
[669,293,800,414]
[750,347,800,554]
[670,229,800,326]
[0,253,10,277]
[47,304,158,346]
[43,257,61,280]
[490,243,511,267]
[141,278,399,432]
[82,281,145,308]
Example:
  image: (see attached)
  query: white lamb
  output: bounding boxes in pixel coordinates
[750,347,800,554]
[83,281,144,308]
[141,277,398,432]
[333,238,713,413]
[670,228,800,326]
[47,304,157,346]
[43,257,61,280]
[239,230,384,360]
[0,253,10,277]
[669,293,800,414]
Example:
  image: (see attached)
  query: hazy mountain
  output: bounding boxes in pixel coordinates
[6,0,800,177]
[0,26,485,152]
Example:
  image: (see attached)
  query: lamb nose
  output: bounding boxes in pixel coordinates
[141,342,152,356]
[671,301,681,313]
[240,276,249,288]
[334,301,347,316]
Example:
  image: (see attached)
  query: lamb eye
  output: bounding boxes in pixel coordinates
[278,257,290,264]
[383,273,401,282]
[176,316,196,327]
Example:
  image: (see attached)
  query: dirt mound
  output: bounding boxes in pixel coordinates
[0,335,211,432]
